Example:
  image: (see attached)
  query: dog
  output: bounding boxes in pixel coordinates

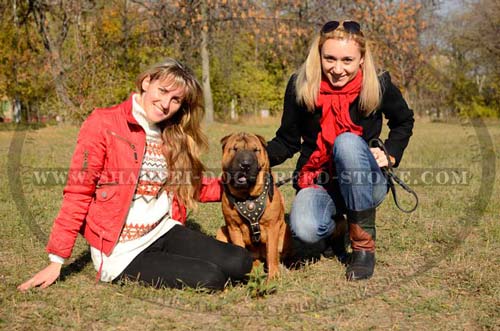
[216,132,291,279]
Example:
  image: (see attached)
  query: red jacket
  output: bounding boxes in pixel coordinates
[46,94,222,259]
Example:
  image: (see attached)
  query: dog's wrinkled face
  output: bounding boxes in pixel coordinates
[221,132,269,190]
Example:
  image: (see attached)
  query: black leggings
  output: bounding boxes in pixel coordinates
[116,225,252,290]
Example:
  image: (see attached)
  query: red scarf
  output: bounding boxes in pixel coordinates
[298,70,364,188]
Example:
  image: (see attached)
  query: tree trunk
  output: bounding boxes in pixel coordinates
[31,0,77,113]
[201,0,214,123]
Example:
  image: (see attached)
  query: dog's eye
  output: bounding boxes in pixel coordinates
[231,146,238,152]
[254,148,261,153]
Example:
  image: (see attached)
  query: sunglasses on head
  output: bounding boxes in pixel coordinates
[320,20,362,35]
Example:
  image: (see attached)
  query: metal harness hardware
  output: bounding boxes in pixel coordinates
[369,138,419,213]
[224,173,274,244]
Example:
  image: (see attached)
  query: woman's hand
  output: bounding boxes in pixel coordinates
[17,262,62,292]
[370,147,395,168]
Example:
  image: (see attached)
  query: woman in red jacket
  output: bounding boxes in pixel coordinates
[18,58,252,291]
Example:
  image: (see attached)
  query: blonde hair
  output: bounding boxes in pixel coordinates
[295,21,381,115]
[136,58,208,209]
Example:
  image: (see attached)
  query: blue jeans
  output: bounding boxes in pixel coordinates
[290,133,388,244]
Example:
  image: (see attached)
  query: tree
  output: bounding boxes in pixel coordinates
[347,0,431,93]
[0,0,52,120]
[6,0,480,123]
[130,0,310,121]
[420,0,499,118]
[28,0,81,113]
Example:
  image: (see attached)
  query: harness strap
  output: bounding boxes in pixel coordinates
[369,138,419,214]
[224,173,274,244]
[275,176,293,187]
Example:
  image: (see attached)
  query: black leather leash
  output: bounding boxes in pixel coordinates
[369,138,418,213]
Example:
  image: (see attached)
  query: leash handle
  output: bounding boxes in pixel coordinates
[386,171,419,213]
[369,138,418,214]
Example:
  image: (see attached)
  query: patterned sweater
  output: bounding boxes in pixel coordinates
[87,94,181,281]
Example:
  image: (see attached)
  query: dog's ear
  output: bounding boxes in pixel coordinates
[220,134,232,150]
[255,134,268,147]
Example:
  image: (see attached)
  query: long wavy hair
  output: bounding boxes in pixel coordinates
[136,58,208,209]
[296,21,382,115]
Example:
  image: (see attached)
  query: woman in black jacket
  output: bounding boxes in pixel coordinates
[266,20,414,280]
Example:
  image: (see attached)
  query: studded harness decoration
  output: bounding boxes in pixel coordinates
[224,173,274,244]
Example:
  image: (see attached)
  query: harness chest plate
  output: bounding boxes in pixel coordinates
[225,174,274,244]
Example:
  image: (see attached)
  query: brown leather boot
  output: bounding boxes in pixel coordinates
[346,208,376,280]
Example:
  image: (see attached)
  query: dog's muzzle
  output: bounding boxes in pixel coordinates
[226,151,260,188]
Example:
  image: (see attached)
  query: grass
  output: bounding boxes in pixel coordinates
[1,117,499,330]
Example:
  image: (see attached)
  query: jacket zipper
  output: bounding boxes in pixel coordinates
[107,130,138,162]
[82,150,89,170]
[109,142,147,253]
[168,191,174,217]
[96,181,119,189]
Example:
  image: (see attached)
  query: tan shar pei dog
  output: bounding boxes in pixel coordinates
[216,132,291,279]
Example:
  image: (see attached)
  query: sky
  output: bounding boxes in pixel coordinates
[437,0,465,16]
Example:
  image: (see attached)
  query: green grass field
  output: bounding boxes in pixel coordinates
[1,117,499,330]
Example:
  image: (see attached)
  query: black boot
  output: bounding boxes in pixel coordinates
[346,208,376,280]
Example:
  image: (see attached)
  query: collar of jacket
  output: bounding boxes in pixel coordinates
[122,93,142,127]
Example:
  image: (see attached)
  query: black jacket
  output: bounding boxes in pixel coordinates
[267,72,414,174]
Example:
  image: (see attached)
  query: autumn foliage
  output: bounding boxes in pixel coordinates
[0,0,497,122]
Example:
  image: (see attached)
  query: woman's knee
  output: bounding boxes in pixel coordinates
[193,263,228,291]
[222,245,253,280]
[333,133,367,164]
[290,219,321,244]
[290,188,334,244]
[335,132,364,149]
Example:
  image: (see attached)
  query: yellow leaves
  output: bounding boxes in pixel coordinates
[348,0,428,89]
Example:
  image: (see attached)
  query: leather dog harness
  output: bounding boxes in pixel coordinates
[224,173,274,244]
